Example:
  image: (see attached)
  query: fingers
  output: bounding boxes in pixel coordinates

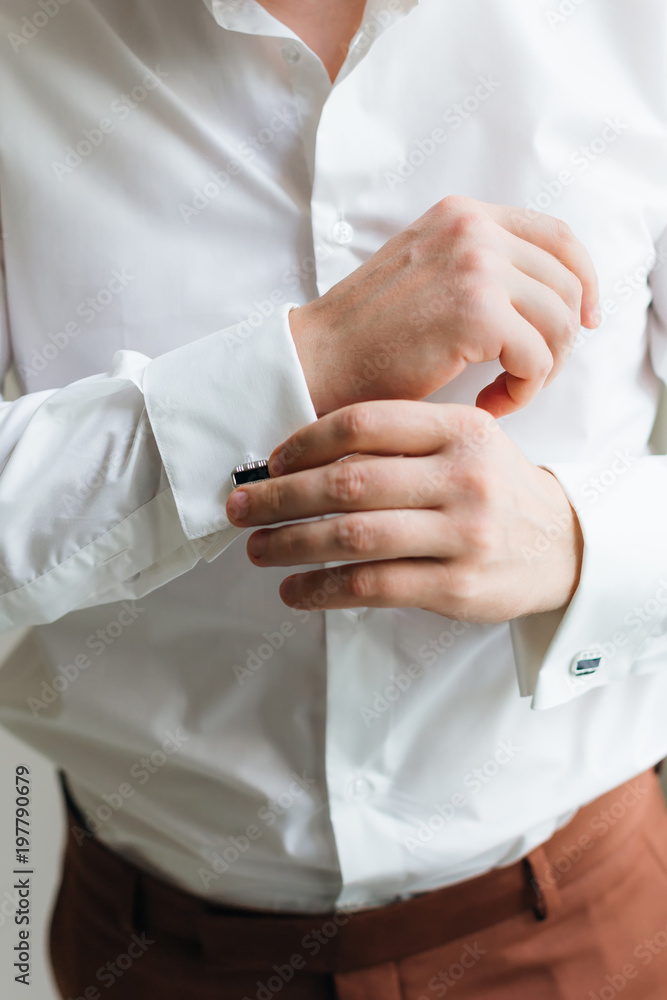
[268,400,447,476]
[279,557,448,611]
[246,509,458,566]
[226,454,446,527]
[486,203,600,327]
[473,303,554,414]
[507,233,583,320]
[478,262,583,415]
[268,400,496,477]
[508,269,580,386]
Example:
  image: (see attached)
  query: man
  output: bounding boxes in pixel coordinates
[1,0,667,997]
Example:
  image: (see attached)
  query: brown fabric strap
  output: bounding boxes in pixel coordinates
[57,767,665,974]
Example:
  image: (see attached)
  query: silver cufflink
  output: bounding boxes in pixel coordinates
[570,650,602,677]
[231,459,271,487]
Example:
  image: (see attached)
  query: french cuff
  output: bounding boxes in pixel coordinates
[142,301,317,553]
[509,454,667,710]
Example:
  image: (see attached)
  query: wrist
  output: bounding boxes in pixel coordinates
[539,467,584,612]
[288,301,347,416]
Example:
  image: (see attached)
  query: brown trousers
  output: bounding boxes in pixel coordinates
[49,767,667,1000]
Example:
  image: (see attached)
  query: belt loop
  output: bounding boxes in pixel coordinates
[522,846,561,922]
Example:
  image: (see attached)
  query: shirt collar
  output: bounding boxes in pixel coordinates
[201,0,421,43]
[201,0,297,38]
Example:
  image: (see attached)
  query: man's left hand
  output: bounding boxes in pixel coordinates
[225,401,583,623]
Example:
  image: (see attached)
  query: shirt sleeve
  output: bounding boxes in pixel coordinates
[0,245,317,629]
[510,225,667,710]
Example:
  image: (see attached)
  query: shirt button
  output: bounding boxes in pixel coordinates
[331,220,354,245]
[282,43,301,64]
[570,649,603,676]
[345,776,373,802]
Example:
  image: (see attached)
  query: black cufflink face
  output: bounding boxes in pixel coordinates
[231,460,270,487]
[570,651,602,676]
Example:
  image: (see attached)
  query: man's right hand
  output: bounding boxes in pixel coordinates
[289,195,600,418]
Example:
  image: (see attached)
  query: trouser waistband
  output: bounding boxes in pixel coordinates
[56,766,664,974]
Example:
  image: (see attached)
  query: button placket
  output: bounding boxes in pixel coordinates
[345,775,374,802]
[331,219,354,245]
[323,606,406,907]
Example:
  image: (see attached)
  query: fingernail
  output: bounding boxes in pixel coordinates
[280,575,297,601]
[227,490,249,522]
[591,303,602,326]
[247,530,268,558]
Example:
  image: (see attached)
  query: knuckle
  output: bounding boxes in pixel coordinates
[458,461,493,502]
[325,461,366,503]
[467,512,496,554]
[334,403,373,445]
[476,407,498,436]
[535,349,554,380]
[457,281,493,326]
[452,406,499,455]
[458,245,495,276]
[335,515,374,554]
[450,564,480,603]
[461,402,495,432]
[564,270,583,305]
[282,527,303,560]
[551,217,575,248]
[263,477,285,514]
[435,193,472,220]
[511,208,535,241]
[563,309,580,349]
[347,564,377,600]
[449,212,487,244]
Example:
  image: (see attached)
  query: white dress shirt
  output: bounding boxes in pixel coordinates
[1,0,667,912]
